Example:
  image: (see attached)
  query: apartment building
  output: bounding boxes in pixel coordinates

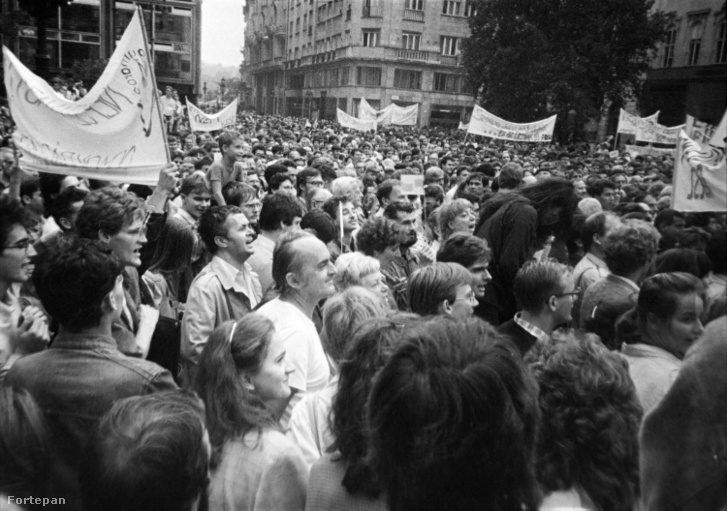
[646,0,725,126]
[243,0,476,127]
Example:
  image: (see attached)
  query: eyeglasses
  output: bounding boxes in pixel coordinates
[554,287,581,299]
[454,291,478,305]
[3,238,31,252]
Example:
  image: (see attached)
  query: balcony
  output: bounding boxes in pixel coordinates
[403,9,425,22]
[395,48,436,62]
[440,55,461,66]
[362,5,383,17]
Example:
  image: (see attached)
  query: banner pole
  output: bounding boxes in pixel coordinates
[136,5,170,163]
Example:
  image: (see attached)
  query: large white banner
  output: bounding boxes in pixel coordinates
[672,118,726,212]
[466,104,556,142]
[359,99,419,126]
[186,98,238,132]
[635,121,684,145]
[358,98,379,121]
[617,109,659,135]
[337,108,377,131]
[3,8,167,185]
[625,145,675,158]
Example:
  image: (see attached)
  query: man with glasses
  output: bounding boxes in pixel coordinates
[498,260,577,357]
[0,196,49,377]
[295,168,324,210]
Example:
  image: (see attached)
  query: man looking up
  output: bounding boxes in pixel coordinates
[257,231,336,427]
[322,195,358,259]
[247,194,304,293]
[7,239,177,508]
[207,130,247,206]
[182,206,261,368]
[498,260,577,357]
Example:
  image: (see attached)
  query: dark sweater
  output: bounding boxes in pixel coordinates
[497,318,538,357]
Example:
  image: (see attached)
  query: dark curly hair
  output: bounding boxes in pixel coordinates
[76,186,145,239]
[528,330,642,511]
[355,217,405,256]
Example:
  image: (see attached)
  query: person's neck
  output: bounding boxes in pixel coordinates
[222,155,237,168]
[616,270,641,286]
[216,250,248,272]
[341,230,354,246]
[590,245,605,260]
[280,289,317,318]
[0,281,11,304]
[260,229,281,243]
[520,310,555,335]
[59,318,113,338]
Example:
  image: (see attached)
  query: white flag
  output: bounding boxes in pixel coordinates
[635,121,684,146]
[187,98,238,132]
[3,8,167,185]
[617,109,659,135]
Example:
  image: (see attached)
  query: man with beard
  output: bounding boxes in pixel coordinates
[383,200,422,310]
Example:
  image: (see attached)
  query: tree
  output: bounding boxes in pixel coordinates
[462,0,671,142]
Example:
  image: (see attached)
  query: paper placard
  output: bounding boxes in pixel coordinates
[400,174,424,196]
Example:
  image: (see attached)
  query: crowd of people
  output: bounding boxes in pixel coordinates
[0,111,725,511]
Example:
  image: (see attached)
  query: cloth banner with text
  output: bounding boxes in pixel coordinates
[616,109,660,135]
[358,98,418,126]
[671,111,727,212]
[3,8,167,185]
[186,98,238,132]
[635,121,684,146]
[337,108,377,131]
[685,114,718,147]
[625,145,675,158]
[466,105,556,142]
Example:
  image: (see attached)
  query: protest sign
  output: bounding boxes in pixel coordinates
[458,121,469,131]
[672,124,726,212]
[3,8,167,185]
[466,105,556,142]
[358,98,379,120]
[186,98,238,132]
[400,174,424,196]
[616,109,659,135]
[609,150,619,159]
[685,114,716,147]
[625,145,676,158]
[635,121,683,145]
[337,108,377,131]
[360,99,419,126]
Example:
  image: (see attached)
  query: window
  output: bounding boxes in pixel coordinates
[362,30,380,47]
[394,69,422,89]
[433,72,465,92]
[442,1,461,16]
[662,26,677,67]
[464,1,477,17]
[688,19,704,65]
[402,32,421,50]
[717,20,726,63]
[357,66,381,86]
[406,0,424,10]
[441,36,459,55]
[341,66,350,85]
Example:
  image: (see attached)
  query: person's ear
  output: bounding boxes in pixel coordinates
[58,217,73,231]
[21,195,31,207]
[214,235,228,250]
[645,312,661,331]
[285,271,302,290]
[439,300,452,315]
[547,295,558,312]
[98,230,111,243]
[240,373,255,392]
[103,289,119,313]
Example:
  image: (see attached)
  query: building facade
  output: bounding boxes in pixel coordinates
[243,0,476,127]
[1,0,202,100]
[646,0,725,127]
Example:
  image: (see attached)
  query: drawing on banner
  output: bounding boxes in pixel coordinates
[616,109,659,135]
[186,98,238,132]
[337,108,377,131]
[672,113,727,212]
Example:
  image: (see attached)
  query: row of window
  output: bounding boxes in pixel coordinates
[362,32,461,55]
[661,18,726,67]
[286,67,467,92]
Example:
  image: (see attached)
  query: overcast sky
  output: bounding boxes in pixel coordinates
[201,0,246,66]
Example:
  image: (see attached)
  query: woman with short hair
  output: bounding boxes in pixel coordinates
[615,272,706,414]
